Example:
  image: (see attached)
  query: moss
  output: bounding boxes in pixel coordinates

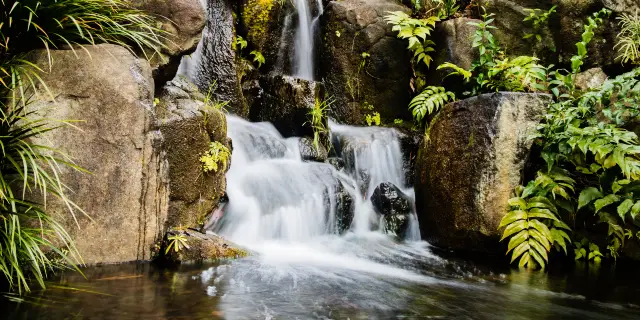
[242,0,276,47]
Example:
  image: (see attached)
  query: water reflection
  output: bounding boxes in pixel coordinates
[2,249,640,320]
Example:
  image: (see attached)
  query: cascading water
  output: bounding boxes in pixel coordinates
[292,0,319,80]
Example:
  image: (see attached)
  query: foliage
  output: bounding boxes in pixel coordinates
[522,6,556,46]
[306,97,332,152]
[408,86,455,123]
[365,112,381,126]
[233,36,248,51]
[499,8,640,268]
[500,171,573,269]
[200,142,230,173]
[438,9,547,96]
[0,102,85,293]
[0,0,165,99]
[615,10,640,65]
[432,0,459,19]
[385,11,440,68]
[250,50,265,68]
[165,234,189,254]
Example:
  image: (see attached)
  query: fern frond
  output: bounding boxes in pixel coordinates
[437,62,471,81]
[408,86,455,122]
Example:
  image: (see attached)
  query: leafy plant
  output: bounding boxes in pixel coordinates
[433,0,459,19]
[408,86,455,123]
[385,11,440,68]
[522,6,557,46]
[499,171,574,269]
[165,234,190,254]
[306,97,332,152]
[365,112,381,126]
[0,102,86,293]
[233,36,248,51]
[615,10,640,65]
[200,142,230,173]
[250,50,265,68]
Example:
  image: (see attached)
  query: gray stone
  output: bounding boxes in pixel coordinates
[575,67,608,91]
[415,92,552,253]
[250,74,325,137]
[27,44,169,264]
[320,0,413,125]
[160,228,248,263]
[299,137,329,162]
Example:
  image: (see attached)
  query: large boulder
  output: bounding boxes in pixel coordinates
[156,76,231,229]
[415,92,552,253]
[320,0,412,124]
[249,74,325,137]
[131,0,207,85]
[27,44,169,264]
[370,182,412,237]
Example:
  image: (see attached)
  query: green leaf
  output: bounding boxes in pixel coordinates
[631,201,640,220]
[507,230,529,253]
[499,210,527,228]
[511,242,530,262]
[594,194,620,213]
[617,199,634,220]
[578,187,603,209]
[501,220,528,240]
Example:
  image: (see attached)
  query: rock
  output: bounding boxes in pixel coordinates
[427,18,480,90]
[131,0,207,85]
[575,67,608,91]
[370,182,412,237]
[397,128,423,187]
[320,0,413,124]
[250,74,325,137]
[156,76,231,229]
[326,157,346,171]
[415,92,551,253]
[160,228,248,263]
[192,0,248,116]
[27,44,169,264]
[335,181,355,233]
[299,137,329,162]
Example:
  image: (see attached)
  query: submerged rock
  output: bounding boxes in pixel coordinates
[27,44,169,264]
[320,0,413,124]
[159,228,248,263]
[156,76,231,230]
[326,157,346,171]
[335,181,355,234]
[250,74,325,137]
[299,137,329,162]
[415,92,551,253]
[370,182,411,237]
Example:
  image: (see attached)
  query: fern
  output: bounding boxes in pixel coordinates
[250,50,265,68]
[437,62,471,81]
[385,11,440,68]
[408,86,455,122]
[615,10,640,65]
[486,56,547,92]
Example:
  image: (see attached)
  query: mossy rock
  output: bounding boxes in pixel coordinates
[159,229,249,263]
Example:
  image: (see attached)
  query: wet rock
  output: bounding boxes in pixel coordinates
[326,157,346,171]
[299,137,329,162]
[27,44,169,264]
[131,0,206,86]
[335,182,355,234]
[320,0,413,124]
[156,76,231,229]
[370,182,411,237]
[415,92,551,253]
[397,129,422,187]
[160,228,248,263]
[193,0,248,116]
[250,74,325,137]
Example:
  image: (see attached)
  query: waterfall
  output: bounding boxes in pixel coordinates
[292,0,320,80]
[213,116,420,244]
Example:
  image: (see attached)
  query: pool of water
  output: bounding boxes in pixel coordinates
[3,235,640,320]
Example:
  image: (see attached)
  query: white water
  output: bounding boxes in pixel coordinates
[292,0,320,80]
